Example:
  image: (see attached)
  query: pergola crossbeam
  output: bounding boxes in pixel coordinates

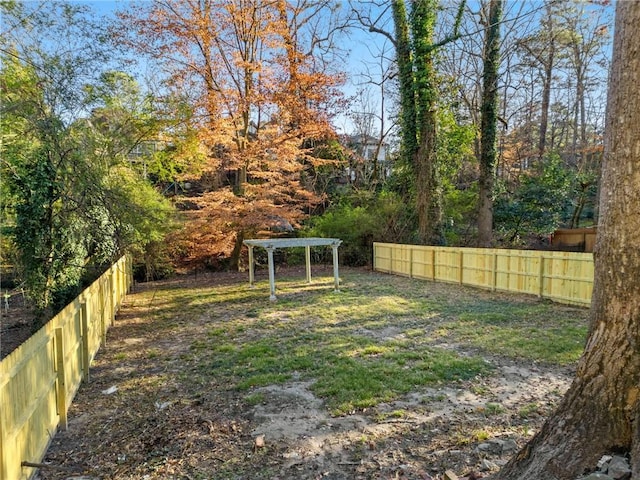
[243,237,342,301]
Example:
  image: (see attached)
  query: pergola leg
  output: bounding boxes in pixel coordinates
[248,245,255,287]
[267,247,277,301]
[305,245,312,283]
[332,244,340,292]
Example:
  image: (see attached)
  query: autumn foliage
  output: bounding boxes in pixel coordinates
[116,0,347,269]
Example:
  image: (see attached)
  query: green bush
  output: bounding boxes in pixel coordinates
[442,184,478,246]
[303,192,415,266]
[494,154,574,245]
[307,205,375,266]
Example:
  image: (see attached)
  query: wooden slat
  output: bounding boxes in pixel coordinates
[373,243,593,306]
[0,255,132,480]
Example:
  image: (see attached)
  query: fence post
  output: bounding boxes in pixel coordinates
[111,266,117,316]
[122,258,127,296]
[116,261,122,303]
[123,258,128,298]
[118,261,124,306]
[100,293,107,347]
[389,245,393,273]
[54,327,68,430]
[372,243,377,271]
[538,255,545,298]
[127,255,133,293]
[492,252,498,292]
[109,271,115,324]
[99,278,106,341]
[459,251,464,285]
[409,246,414,278]
[431,249,436,280]
[81,301,90,382]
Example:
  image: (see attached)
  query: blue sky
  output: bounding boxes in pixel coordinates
[57,0,383,133]
[17,0,614,137]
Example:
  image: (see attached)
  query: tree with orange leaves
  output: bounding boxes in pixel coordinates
[115,0,349,269]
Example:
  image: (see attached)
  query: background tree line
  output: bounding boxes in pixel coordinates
[0,0,613,321]
[351,0,611,249]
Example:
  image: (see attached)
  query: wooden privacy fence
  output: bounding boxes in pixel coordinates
[0,255,132,480]
[373,243,594,306]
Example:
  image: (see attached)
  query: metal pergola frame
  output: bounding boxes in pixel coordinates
[243,237,342,301]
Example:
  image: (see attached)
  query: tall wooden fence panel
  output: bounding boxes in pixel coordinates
[0,255,132,480]
[373,243,593,306]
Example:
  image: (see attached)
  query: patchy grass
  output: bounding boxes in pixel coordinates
[440,301,588,364]
[481,402,506,416]
[41,267,590,480]
[131,269,588,415]
[518,402,542,419]
[161,274,493,415]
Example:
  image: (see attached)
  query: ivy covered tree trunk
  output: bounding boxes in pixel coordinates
[477,0,503,247]
[392,0,417,162]
[495,2,640,478]
[412,0,442,245]
[392,0,443,245]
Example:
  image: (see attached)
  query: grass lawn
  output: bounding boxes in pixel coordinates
[164,267,587,413]
[41,266,590,480]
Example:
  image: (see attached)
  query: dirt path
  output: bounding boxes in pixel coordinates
[246,359,571,478]
[38,270,576,480]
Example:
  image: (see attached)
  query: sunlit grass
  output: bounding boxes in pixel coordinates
[134,269,589,415]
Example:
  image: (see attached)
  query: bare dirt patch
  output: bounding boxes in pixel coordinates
[241,360,571,479]
[36,268,579,480]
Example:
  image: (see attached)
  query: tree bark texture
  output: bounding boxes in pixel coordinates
[392,0,417,161]
[415,105,441,245]
[538,3,555,159]
[495,2,640,479]
[411,0,442,245]
[477,0,503,247]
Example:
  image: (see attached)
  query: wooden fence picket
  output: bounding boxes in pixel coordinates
[0,255,131,480]
[373,243,593,306]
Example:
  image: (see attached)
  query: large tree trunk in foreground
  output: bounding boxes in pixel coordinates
[495,3,640,479]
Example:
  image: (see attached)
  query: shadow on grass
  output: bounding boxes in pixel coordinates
[117,268,588,416]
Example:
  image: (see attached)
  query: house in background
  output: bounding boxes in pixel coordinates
[342,134,391,185]
[126,139,164,179]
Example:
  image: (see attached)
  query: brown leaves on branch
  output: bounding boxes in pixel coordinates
[114,1,349,269]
